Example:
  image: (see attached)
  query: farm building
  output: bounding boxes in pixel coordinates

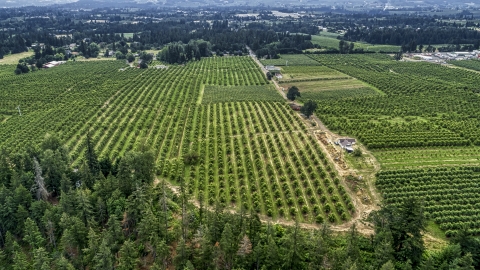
[42,61,66,69]
[265,65,282,74]
[337,138,356,152]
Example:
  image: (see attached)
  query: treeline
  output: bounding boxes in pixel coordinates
[157,40,211,64]
[344,27,480,49]
[0,134,479,269]
[15,44,71,74]
[0,4,321,61]
[0,34,28,59]
[255,32,313,59]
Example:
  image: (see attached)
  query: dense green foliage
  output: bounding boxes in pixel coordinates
[287,86,301,101]
[301,100,318,119]
[0,140,473,269]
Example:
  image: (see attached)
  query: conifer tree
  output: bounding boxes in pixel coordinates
[117,240,139,270]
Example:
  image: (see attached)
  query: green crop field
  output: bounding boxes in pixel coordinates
[0,64,17,78]
[449,59,480,72]
[201,85,282,103]
[377,167,480,236]
[308,54,480,149]
[276,63,380,101]
[0,56,354,223]
[373,147,480,170]
[291,53,480,235]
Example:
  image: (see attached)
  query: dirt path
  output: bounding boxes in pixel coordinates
[246,46,287,100]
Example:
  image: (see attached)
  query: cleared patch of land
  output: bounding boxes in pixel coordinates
[260,54,320,66]
[282,78,369,92]
[0,51,34,65]
[278,66,350,82]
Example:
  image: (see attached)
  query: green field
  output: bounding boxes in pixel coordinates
[377,167,480,236]
[289,53,480,235]
[448,59,480,72]
[0,56,354,223]
[311,35,401,52]
[0,64,17,78]
[260,54,320,66]
[276,64,380,101]
[116,32,134,38]
[278,66,350,82]
[0,51,34,65]
[373,147,480,170]
[282,78,369,92]
[201,85,282,103]
[309,54,480,150]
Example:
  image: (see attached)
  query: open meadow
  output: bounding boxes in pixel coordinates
[0,51,34,64]
[311,35,401,52]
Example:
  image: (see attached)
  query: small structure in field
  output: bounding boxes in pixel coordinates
[42,61,66,68]
[154,65,168,69]
[337,138,356,152]
[265,65,281,75]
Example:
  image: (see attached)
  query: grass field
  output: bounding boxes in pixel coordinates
[311,35,342,49]
[116,32,134,38]
[0,51,34,65]
[311,35,400,52]
[201,85,282,103]
[373,147,480,170]
[278,66,350,82]
[260,54,320,66]
[276,63,380,101]
[282,78,367,92]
